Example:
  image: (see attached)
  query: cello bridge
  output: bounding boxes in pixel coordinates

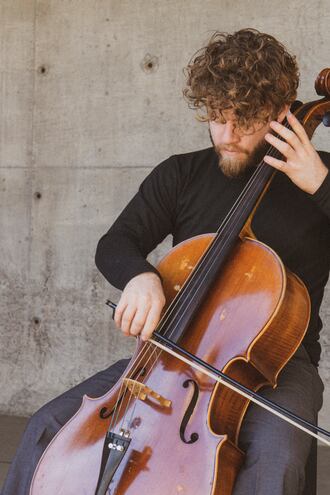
[123,378,172,408]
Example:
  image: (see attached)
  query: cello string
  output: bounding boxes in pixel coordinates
[117,375,139,433]
[107,376,130,433]
[121,343,172,433]
[107,128,287,434]
[108,344,158,434]
[117,345,161,433]
[110,334,170,434]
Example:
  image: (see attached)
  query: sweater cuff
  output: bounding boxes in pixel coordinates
[310,169,330,217]
[107,258,162,291]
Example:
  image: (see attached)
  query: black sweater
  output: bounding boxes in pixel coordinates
[95,147,330,366]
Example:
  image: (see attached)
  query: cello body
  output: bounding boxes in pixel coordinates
[30,234,310,494]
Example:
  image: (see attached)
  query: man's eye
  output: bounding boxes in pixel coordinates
[211,118,226,125]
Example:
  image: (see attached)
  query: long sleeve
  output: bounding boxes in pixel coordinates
[310,151,330,218]
[95,155,182,290]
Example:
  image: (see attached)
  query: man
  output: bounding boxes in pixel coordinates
[2,28,330,495]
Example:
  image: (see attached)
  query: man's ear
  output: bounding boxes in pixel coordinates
[277,104,290,123]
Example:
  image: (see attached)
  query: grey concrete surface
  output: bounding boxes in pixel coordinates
[1,0,330,438]
[0,415,329,493]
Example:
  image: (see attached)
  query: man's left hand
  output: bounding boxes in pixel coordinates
[263,111,328,194]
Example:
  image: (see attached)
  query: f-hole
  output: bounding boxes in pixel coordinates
[180,379,200,444]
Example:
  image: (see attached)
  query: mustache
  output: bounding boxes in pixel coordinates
[214,144,249,155]
[208,129,268,161]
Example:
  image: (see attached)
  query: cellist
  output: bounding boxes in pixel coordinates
[2,28,330,495]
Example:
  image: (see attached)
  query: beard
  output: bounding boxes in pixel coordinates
[209,130,269,178]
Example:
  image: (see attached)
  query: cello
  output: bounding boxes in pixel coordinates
[30,68,330,494]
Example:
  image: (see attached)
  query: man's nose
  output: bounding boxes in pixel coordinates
[222,122,240,144]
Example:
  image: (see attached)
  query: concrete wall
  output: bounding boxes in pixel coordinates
[1,0,330,433]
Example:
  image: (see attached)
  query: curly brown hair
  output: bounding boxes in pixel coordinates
[183,28,299,129]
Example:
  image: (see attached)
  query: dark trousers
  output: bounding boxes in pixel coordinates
[1,346,323,495]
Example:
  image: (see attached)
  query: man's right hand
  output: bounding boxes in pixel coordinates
[114,272,166,341]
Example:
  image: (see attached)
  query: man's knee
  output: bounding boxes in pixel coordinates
[247,426,312,468]
[234,439,309,494]
[23,399,62,448]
